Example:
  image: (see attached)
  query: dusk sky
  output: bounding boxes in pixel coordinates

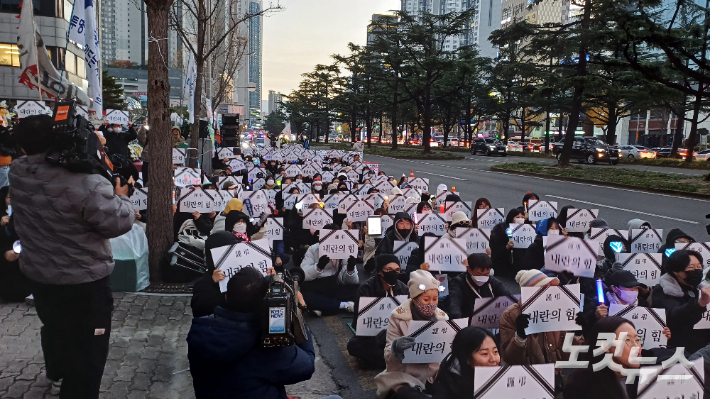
[261,0,401,99]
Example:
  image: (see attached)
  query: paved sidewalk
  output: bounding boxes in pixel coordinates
[0,293,338,399]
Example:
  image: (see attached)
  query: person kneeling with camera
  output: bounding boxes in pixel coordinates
[188,267,340,399]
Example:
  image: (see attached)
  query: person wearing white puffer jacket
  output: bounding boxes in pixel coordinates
[375,270,449,399]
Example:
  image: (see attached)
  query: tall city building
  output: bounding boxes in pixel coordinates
[100,0,148,65]
[0,0,88,100]
[267,90,283,114]
[367,14,398,46]
[233,0,262,129]
[400,0,500,59]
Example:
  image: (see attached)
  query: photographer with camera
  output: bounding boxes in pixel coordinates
[187,266,342,399]
[9,114,135,399]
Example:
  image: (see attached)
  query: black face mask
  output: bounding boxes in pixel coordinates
[683,269,703,287]
[381,270,399,286]
[397,228,410,238]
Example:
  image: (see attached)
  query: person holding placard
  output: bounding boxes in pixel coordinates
[490,208,527,278]
[521,192,539,222]
[432,327,500,399]
[447,211,471,238]
[191,231,240,318]
[377,212,417,257]
[448,254,510,319]
[659,228,695,272]
[348,255,409,368]
[499,270,566,366]
[363,208,388,267]
[471,198,491,228]
[651,249,710,353]
[300,224,359,315]
[596,234,628,278]
[375,270,448,399]
[524,217,562,270]
[171,126,185,147]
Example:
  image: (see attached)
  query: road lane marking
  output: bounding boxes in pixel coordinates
[414,170,467,180]
[546,195,699,224]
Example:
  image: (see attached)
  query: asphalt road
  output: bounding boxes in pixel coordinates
[306,152,709,399]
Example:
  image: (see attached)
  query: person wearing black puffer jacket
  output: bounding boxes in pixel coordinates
[659,228,695,273]
[489,208,527,278]
[524,217,561,270]
[448,254,510,319]
[376,212,417,257]
[652,249,710,353]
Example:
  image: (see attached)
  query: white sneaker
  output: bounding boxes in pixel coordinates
[311,310,322,317]
[25,295,34,306]
[51,379,62,395]
[344,301,355,313]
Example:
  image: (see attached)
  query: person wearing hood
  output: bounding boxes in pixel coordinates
[300,223,360,315]
[347,255,409,368]
[489,208,527,278]
[225,210,267,241]
[524,218,561,270]
[585,218,609,240]
[104,122,137,159]
[375,270,449,399]
[187,267,320,399]
[448,254,511,319]
[376,212,417,257]
[627,218,652,232]
[659,228,695,272]
[596,234,628,278]
[171,126,185,148]
[432,327,500,399]
[652,249,710,353]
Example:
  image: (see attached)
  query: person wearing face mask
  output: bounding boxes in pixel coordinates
[104,122,137,159]
[524,217,561,270]
[652,249,710,353]
[263,177,277,190]
[311,178,326,197]
[417,201,433,214]
[521,192,539,222]
[376,212,417,257]
[489,208,527,278]
[447,212,471,238]
[659,228,696,272]
[375,270,448,399]
[448,254,510,319]
[432,327,500,399]
[347,255,409,368]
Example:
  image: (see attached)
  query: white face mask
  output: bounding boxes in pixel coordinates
[472,276,489,286]
[233,222,247,234]
[422,210,432,214]
[548,229,560,235]
[267,180,274,185]
[514,218,525,225]
[616,288,638,304]
[314,185,322,191]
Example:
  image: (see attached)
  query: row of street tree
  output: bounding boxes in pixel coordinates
[284,0,710,167]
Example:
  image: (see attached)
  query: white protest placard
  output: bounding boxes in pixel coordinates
[130,187,148,211]
[520,284,581,334]
[338,193,360,214]
[400,187,419,200]
[247,167,266,183]
[526,200,558,222]
[216,147,234,159]
[239,190,269,217]
[630,229,664,253]
[346,200,375,223]
[544,235,598,278]
[283,193,298,210]
[509,223,537,249]
[378,215,395,239]
[408,177,430,194]
[322,194,340,212]
[321,171,335,182]
[404,203,418,220]
[295,181,312,194]
[319,229,359,260]
[474,364,555,399]
[676,242,710,269]
[105,109,129,125]
[212,239,273,292]
[265,217,284,242]
[394,240,419,267]
[565,209,599,233]
[264,189,278,204]
[470,295,521,329]
[284,164,301,177]
[435,191,448,207]
[174,167,202,187]
[172,148,186,165]
[695,305,710,329]
[302,163,321,177]
[445,201,473,222]
[617,253,662,287]
[252,178,266,191]
[356,296,408,336]
[476,208,505,229]
[346,169,360,182]
[302,208,333,230]
[178,188,214,213]
[296,193,321,210]
[424,235,467,272]
[402,319,467,364]
[636,358,703,399]
[365,193,386,209]
[455,228,491,254]
[609,304,667,349]
[386,195,407,215]
[228,158,246,171]
[209,190,228,212]
[363,162,379,174]
[590,228,629,256]
[417,213,447,236]
[355,184,374,196]
[15,101,51,118]
[375,179,395,193]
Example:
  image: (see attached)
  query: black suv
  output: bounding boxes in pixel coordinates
[553,137,619,165]
[471,138,507,156]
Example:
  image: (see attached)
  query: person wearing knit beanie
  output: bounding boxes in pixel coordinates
[515,269,559,287]
[408,269,441,298]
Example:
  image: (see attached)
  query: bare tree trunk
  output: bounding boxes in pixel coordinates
[145,0,174,282]
[520,108,527,144]
[606,104,618,145]
[391,81,399,150]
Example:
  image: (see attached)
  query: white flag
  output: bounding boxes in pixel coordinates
[184,53,197,124]
[68,0,102,117]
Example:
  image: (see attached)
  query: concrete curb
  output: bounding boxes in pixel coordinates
[490,166,710,200]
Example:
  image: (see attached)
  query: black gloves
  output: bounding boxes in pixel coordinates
[347,256,357,272]
[516,314,530,339]
[317,255,330,271]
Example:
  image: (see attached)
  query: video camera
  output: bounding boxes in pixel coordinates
[261,266,308,347]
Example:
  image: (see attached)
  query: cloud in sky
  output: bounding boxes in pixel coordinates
[261,0,400,99]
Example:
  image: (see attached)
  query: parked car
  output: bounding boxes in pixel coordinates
[653,147,673,158]
[507,141,524,152]
[617,145,657,159]
[471,138,507,156]
[679,148,698,160]
[552,137,619,164]
[695,149,710,161]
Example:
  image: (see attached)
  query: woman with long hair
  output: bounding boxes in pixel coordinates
[432,327,500,399]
